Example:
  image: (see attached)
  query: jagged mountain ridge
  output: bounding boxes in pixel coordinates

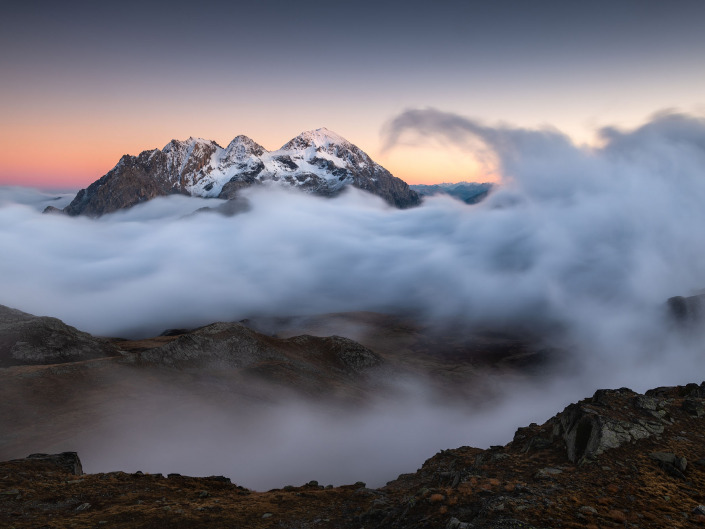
[63,128,420,217]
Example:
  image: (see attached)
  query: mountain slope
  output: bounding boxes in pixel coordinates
[63,128,420,216]
[0,305,120,367]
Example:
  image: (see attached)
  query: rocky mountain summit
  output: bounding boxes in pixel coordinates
[4,382,705,528]
[61,128,420,217]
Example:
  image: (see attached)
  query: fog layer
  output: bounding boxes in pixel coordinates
[3,113,705,359]
[3,111,705,487]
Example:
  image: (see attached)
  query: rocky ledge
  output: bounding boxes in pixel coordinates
[4,382,705,528]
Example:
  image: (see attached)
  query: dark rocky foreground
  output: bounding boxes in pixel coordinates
[4,383,705,528]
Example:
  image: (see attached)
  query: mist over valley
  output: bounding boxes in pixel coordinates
[3,113,705,494]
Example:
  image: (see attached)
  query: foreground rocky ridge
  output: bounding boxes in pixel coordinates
[61,128,420,217]
[4,382,705,528]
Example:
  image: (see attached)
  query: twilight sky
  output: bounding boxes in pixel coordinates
[1,0,704,188]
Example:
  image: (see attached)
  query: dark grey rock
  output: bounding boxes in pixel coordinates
[682,398,705,417]
[677,456,688,472]
[534,467,563,480]
[650,453,688,479]
[649,452,677,465]
[24,452,83,475]
[446,517,472,529]
[42,205,66,215]
[554,389,664,463]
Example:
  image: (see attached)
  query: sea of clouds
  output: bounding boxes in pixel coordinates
[3,110,705,487]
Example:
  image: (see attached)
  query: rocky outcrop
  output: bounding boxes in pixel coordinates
[63,139,219,217]
[552,388,667,463]
[3,452,83,477]
[23,452,83,475]
[62,128,420,217]
[287,334,382,373]
[41,205,66,215]
[132,321,382,375]
[0,304,120,367]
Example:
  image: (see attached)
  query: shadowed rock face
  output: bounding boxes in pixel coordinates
[62,129,420,217]
[553,388,667,463]
[62,144,213,217]
[0,305,120,367]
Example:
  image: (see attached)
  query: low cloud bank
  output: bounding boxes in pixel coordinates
[69,373,582,490]
[3,111,705,487]
[2,113,705,371]
[0,186,75,211]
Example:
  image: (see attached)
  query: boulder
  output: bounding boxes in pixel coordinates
[553,388,665,463]
[21,452,83,475]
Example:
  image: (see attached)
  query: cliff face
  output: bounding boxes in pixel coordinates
[63,129,420,217]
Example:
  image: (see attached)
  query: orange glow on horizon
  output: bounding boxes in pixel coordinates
[0,126,499,189]
[377,142,500,185]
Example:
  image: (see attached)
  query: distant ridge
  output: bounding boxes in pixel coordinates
[411,181,494,204]
[61,128,420,217]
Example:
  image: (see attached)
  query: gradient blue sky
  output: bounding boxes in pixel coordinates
[1,0,704,186]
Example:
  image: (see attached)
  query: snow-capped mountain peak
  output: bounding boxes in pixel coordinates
[223,135,267,159]
[280,127,351,151]
[63,128,420,216]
